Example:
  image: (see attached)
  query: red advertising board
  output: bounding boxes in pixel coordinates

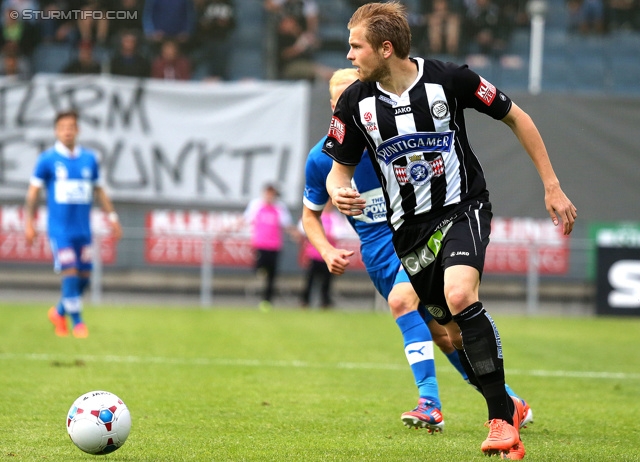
[484,217,569,274]
[144,210,255,267]
[145,209,367,271]
[0,206,117,264]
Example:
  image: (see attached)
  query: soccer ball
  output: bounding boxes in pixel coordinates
[66,390,132,455]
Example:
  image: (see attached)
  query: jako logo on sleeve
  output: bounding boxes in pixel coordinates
[328,116,346,144]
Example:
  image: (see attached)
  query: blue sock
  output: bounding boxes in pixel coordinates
[60,276,83,327]
[396,310,440,409]
[445,349,468,381]
[56,301,65,316]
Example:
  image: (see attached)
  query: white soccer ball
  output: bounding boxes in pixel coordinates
[66,390,132,455]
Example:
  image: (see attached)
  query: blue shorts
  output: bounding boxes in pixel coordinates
[49,235,93,273]
[366,252,433,323]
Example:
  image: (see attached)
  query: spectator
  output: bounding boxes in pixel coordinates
[143,0,195,48]
[265,0,335,81]
[192,0,236,81]
[151,38,192,80]
[265,0,319,38]
[76,0,109,46]
[567,0,605,34]
[425,0,462,56]
[37,1,78,44]
[606,0,637,31]
[0,4,40,58]
[0,41,29,78]
[299,202,340,309]
[275,13,316,80]
[63,41,101,74]
[243,183,298,312]
[1,0,39,20]
[109,30,150,77]
[107,0,144,46]
[463,0,508,59]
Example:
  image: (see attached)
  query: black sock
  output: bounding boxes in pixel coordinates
[453,302,514,425]
[456,348,483,394]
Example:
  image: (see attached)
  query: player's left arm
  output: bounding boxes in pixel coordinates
[301,204,354,275]
[501,102,577,235]
[94,186,122,241]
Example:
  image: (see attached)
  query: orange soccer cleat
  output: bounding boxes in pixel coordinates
[48,306,68,337]
[481,419,520,457]
[72,323,89,338]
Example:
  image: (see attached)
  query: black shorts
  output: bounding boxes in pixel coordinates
[395,200,493,325]
[255,249,279,272]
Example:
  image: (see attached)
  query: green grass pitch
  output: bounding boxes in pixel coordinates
[1,302,639,461]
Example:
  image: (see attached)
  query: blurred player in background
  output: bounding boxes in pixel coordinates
[325,3,575,458]
[302,68,533,434]
[243,183,298,312]
[24,110,122,338]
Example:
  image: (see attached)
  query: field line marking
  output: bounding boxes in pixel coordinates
[1,352,639,380]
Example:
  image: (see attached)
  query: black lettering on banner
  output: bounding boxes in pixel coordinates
[233,145,273,196]
[57,83,105,128]
[107,82,150,133]
[197,142,227,195]
[96,139,149,190]
[152,141,196,192]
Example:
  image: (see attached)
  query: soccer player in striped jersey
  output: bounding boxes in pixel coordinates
[24,110,122,338]
[324,2,576,459]
[303,68,533,435]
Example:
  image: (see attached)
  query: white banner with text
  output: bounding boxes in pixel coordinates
[0,75,310,207]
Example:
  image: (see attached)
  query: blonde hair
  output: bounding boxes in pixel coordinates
[329,68,359,105]
[348,1,411,59]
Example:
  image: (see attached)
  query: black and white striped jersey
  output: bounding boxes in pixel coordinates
[323,57,512,231]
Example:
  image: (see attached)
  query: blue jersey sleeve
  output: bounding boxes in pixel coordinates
[302,137,333,211]
[32,152,53,183]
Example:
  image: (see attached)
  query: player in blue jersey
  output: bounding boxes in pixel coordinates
[302,69,532,433]
[24,110,122,338]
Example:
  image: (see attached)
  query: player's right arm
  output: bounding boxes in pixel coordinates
[326,162,365,216]
[301,204,354,275]
[24,183,40,246]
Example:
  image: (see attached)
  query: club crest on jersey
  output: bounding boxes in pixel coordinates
[394,154,445,186]
[328,116,345,144]
[55,162,68,179]
[475,76,496,106]
[430,100,449,120]
[81,167,92,179]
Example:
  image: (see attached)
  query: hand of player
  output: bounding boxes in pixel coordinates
[330,187,366,216]
[545,184,577,235]
[323,247,355,275]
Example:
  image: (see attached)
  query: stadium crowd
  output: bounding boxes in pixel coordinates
[1,0,638,82]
